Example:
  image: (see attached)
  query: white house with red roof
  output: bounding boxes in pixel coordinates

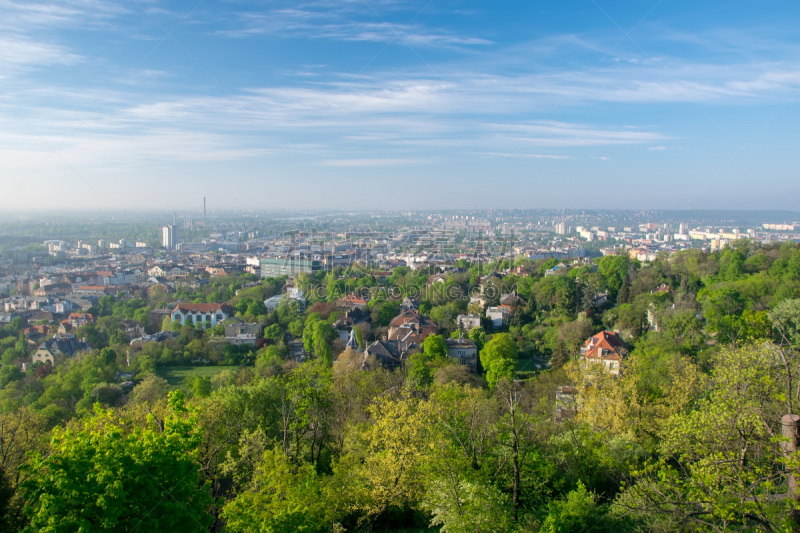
[580,331,628,375]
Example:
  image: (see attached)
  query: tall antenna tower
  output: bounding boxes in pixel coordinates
[203,197,206,227]
[173,211,176,225]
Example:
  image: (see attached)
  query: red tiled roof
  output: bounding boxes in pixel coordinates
[582,331,627,360]
[341,294,367,304]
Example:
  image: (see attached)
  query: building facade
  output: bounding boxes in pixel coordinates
[170,303,228,327]
[260,257,322,279]
[162,225,179,250]
[445,337,479,372]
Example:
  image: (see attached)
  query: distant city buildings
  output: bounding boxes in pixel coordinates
[162,225,178,250]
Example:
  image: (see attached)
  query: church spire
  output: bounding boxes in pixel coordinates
[346,328,359,350]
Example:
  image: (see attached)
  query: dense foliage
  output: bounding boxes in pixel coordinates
[2,240,800,531]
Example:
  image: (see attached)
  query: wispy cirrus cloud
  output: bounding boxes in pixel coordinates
[318,157,426,166]
[216,3,492,47]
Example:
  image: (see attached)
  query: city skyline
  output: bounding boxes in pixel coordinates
[2,0,800,211]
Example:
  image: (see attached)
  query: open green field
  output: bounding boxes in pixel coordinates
[157,365,239,390]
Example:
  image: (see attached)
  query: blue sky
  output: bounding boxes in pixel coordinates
[1,0,800,213]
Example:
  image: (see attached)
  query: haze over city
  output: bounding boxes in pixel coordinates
[2,0,800,211]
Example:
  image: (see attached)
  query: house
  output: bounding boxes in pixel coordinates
[31,282,72,297]
[148,265,167,277]
[427,274,448,285]
[399,297,419,312]
[226,333,258,346]
[499,291,524,307]
[456,314,481,331]
[544,263,570,277]
[73,286,110,297]
[29,310,56,323]
[129,331,178,350]
[146,309,173,333]
[0,313,24,327]
[264,288,306,313]
[364,339,420,371]
[388,323,429,345]
[65,295,98,311]
[338,293,368,309]
[118,320,145,339]
[332,308,372,340]
[65,313,94,328]
[171,303,229,327]
[24,327,46,345]
[288,340,306,363]
[263,295,283,313]
[224,322,262,345]
[486,306,508,328]
[580,331,628,375]
[388,310,437,339]
[445,337,478,372]
[224,322,263,337]
[32,335,92,365]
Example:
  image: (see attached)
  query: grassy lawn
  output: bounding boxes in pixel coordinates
[516,357,545,372]
[157,365,239,391]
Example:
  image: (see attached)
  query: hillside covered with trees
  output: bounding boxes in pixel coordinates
[1,240,800,531]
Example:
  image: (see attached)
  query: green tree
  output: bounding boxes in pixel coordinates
[422,479,512,533]
[542,481,613,533]
[100,347,117,366]
[192,376,212,398]
[263,323,283,342]
[15,332,25,354]
[221,448,330,533]
[468,327,486,351]
[479,333,518,388]
[131,374,169,405]
[312,321,337,366]
[422,334,448,361]
[407,353,434,388]
[21,392,213,532]
[770,298,800,349]
[354,325,364,350]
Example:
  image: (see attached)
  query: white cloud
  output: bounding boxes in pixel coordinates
[0,34,81,72]
[514,154,574,159]
[317,158,425,167]
[216,3,492,47]
[648,145,667,150]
